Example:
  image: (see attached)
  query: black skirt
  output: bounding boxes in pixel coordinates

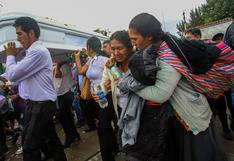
[123,104,168,161]
[166,116,228,161]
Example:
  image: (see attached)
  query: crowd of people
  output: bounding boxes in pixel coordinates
[0,12,233,161]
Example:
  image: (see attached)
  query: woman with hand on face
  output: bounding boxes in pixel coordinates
[75,36,108,133]
[93,30,133,161]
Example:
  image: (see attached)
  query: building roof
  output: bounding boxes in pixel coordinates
[187,17,233,40]
[196,17,233,29]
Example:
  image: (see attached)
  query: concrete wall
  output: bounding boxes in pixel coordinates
[200,21,233,40]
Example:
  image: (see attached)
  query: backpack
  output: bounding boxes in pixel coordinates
[160,34,234,99]
[163,34,221,74]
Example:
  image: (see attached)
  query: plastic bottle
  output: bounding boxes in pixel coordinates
[80,51,87,57]
[96,85,108,108]
[110,65,122,79]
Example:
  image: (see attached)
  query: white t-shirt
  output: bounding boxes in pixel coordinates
[53,64,72,96]
[116,87,128,109]
[0,95,6,108]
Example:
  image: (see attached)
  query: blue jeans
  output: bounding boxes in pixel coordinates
[72,96,84,123]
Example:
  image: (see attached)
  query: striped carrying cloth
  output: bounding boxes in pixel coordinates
[160,41,234,99]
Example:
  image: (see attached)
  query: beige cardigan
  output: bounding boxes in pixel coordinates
[101,66,120,118]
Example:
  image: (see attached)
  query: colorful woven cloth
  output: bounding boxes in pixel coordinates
[160,41,234,99]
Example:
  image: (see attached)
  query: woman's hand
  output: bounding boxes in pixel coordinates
[104,80,111,91]
[74,50,89,74]
[74,50,81,59]
[105,57,115,69]
[114,77,123,82]
[92,93,99,103]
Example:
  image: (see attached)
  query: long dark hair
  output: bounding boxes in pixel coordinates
[110,30,132,49]
[110,30,133,66]
[129,13,164,43]
[86,36,108,57]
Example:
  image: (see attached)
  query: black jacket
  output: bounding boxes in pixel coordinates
[224,22,234,50]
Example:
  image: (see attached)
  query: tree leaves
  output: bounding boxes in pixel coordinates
[177,0,234,33]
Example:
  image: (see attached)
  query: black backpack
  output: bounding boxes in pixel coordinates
[162,34,221,74]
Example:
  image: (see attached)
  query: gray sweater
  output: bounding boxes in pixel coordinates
[136,60,212,135]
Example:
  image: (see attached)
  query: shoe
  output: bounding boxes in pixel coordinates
[63,136,81,148]
[41,154,52,161]
[63,139,72,148]
[112,147,121,156]
[223,130,233,141]
[75,134,81,140]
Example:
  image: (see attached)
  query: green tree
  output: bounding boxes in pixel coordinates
[176,20,188,36]
[176,0,234,33]
[188,7,204,27]
[202,0,234,23]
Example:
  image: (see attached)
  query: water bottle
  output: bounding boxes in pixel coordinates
[110,65,122,79]
[80,51,87,57]
[96,85,108,108]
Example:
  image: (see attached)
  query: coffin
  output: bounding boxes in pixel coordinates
[0,12,108,63]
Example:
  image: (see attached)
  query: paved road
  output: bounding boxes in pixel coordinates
[5,119,234,161]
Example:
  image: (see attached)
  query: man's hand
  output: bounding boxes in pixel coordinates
[4,42,18,56]
[0,83,8,89]
[9,94,18,101]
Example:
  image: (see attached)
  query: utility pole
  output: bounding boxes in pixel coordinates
[183,11,187,31]
[161,11,166,31]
